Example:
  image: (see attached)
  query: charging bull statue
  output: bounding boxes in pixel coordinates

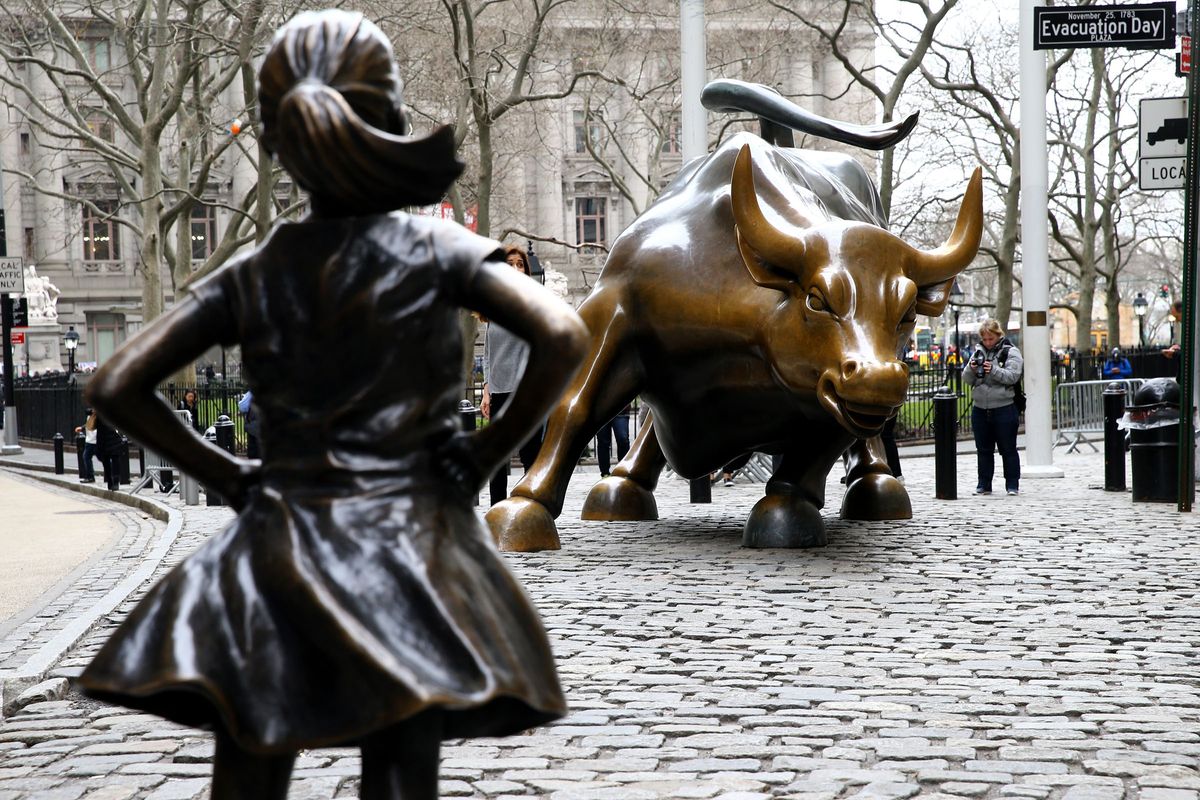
[488,80,983,552]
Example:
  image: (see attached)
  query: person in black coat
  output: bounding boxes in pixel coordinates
[93,413,123,490]
[177,389,203,433]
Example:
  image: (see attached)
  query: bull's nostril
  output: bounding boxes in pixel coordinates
[841,360,859,381]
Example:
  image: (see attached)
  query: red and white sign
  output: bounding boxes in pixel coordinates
[10,331,25,345]
[1179,34,1191,76]
[417,202,478,232]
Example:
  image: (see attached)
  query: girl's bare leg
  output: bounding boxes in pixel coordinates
[359,710,444,800]
[210,728,295,800]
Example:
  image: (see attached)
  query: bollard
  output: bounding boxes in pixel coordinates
[689,476,712,503]
[458,399,477,433]
[75,431,85,476]
[458,400,479,506]
[214,415,235,454]
[180,472,199,505]
[160,468,175,494]
[53,433,65,474]
[933,385,958,500]
[119,436,131,485]
[1103,382,1127,492]
[203,427,223,506]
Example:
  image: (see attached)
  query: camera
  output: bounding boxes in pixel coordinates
[972,349,987,379]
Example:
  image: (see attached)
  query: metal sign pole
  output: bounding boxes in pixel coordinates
[1178,1,1199,510]
[0,158,22,454]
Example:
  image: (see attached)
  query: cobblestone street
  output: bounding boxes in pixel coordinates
[1,446,1197,799]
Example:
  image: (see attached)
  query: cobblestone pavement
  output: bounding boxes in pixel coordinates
[1,447,1198,800]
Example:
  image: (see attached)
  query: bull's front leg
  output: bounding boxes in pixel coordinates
[743,447,841,548]
[840,434,912,521]
[581,411,665,521]
[486,296,641,552]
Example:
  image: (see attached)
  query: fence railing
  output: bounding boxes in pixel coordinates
[14,360,1163,451]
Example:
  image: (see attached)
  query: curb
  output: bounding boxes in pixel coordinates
[0,466,182,718]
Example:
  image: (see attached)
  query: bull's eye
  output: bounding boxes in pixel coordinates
[900,303,917,325]
[806,290,830,315]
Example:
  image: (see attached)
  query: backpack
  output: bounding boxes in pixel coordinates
[999,345,1026,414]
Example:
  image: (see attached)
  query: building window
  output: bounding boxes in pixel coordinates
[19,133,30,155]
[79,37,110,72]
[82,200,120,262]
[575,197,607,248]
[86,311,125,365]
[573,110,604,154]
[190,203,217,261]
[23,228,35,260]
[85,110,114,142]
[661,114,681,155]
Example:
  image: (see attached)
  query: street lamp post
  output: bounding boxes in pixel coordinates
[1133,292,1148,348]
[526,240,545,285]
[949,280,964,394]
[64,325,79,379]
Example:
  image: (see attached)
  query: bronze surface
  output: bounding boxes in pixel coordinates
[488,130,982,552]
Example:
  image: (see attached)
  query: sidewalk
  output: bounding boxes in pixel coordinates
[1,442,1197,799]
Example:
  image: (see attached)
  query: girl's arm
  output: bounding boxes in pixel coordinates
[459,260,587,476]
[86,295,255,507]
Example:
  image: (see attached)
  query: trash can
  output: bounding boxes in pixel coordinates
[1121,378,1180,504]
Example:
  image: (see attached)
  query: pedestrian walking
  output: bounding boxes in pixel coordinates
[177,389,202,433]
[93,412,122,491]
[78,11,586,800]
[1102,347,1132,379]
[482,244,546,505]
[75,408,98,483]
[594,403,631,477]
[962,318,1023,496]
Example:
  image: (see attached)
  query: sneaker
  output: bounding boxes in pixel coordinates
[724,478,735,487]
[974,487,991,495]
[1007,489,1018,496]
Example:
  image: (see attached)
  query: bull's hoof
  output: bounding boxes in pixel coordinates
[743,494,827,549]
[841,473,912,520]
[581,476,659,521]
[485,497,561,552]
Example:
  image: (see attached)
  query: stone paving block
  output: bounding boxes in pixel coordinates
[140,778,208,800]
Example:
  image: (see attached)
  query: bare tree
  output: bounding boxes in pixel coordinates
[0,0,288,328]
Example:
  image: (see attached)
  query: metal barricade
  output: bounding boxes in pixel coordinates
[1054,379,1143,453]
[131,409,195,495]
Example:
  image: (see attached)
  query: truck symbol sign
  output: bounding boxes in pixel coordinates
[1147,117,1188,146]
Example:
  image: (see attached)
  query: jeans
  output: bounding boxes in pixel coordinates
[971,403,1020,492]
[81,442,97,481]
[595,413,630,475]
[488,392,544,506]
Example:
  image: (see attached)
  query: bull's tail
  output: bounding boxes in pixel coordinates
[700,78,917,151]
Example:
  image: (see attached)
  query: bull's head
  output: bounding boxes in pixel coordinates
[731,144,983,438]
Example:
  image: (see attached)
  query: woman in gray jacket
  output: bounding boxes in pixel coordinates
[962,318,1023,495]
[482,245,545,505]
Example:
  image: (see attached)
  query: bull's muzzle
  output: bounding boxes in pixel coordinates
[818,360,908,438]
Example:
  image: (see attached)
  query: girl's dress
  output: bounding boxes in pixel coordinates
[80,213,566,753]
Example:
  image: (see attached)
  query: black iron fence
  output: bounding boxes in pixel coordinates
[11,353,1177,450]
[9,376,252,453]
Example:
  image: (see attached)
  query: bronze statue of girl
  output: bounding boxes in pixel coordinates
[79,10,586,799]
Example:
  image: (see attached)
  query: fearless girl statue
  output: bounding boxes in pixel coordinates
[79,10,586,799]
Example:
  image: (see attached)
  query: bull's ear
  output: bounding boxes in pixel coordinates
[915,277,955,317]
[736,230,795,292]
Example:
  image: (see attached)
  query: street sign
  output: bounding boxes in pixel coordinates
[11,298,27,328]
[0,257,23,294]
[1034,3,1175,50]
[1140,96,1189,189]
[9,332,24,346]
[1179,34,1192,76]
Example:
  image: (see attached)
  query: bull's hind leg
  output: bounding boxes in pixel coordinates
[840,435,912,521]
[486,297,642,552]
[581,412,665,521]
[743,449,836,549]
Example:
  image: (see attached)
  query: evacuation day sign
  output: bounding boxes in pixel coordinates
[1034,2,1175,50]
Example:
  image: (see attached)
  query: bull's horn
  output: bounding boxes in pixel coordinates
[907,167,983,285]
[730,144,808,269]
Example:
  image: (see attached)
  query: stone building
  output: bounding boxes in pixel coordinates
[0,1,878,370]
